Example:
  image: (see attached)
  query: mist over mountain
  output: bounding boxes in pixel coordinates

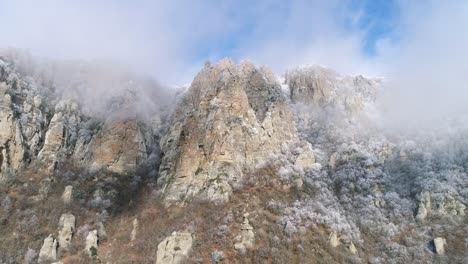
[0,1,467,264]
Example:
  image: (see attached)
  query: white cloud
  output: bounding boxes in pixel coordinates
[0,0,467,129]
[377,1,468,129]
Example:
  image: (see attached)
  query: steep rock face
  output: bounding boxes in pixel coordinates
[0,58,51,183]
[86,119,147,174]
[158,59,297,203]
[37,100,83,172]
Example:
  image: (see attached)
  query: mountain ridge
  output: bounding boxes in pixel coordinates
[0,53,466,264]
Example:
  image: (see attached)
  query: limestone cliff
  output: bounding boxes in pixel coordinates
[158,59,297,203]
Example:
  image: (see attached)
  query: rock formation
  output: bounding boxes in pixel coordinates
[131,218,138,242]
[61,185,73,204]
[433,237,447,255]
[416,191,466,220]
[234,213,255,252]
[85,230,99,258]
[0,53,466,264]
[57,213,75,252]
[156,231,193,264]
[158,59,297,204]
[329,232,340,248]
[38,235,58,263]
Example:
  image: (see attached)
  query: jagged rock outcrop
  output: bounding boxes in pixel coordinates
[37,100,82,172]
[0,54,163,189]
[0,58,50,183]
[156,231,193,264]
[57,213,75,252]
[38,235,58,263]
[158,59,297,204]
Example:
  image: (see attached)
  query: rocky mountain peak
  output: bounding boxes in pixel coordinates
[158,59,302,204]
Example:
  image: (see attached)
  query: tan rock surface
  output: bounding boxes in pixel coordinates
[158,59,297,204]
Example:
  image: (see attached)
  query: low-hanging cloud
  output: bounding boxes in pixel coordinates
[376,1,468,131]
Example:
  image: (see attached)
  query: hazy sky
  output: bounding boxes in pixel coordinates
[0,0,467,126]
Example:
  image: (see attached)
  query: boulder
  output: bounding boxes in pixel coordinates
[38,235,58,263]
[156,231,193,264]
[433,237,447,255]
[329,232,340,248]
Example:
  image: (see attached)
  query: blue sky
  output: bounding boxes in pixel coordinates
[189,0,400,60]
[350,0,400,56]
